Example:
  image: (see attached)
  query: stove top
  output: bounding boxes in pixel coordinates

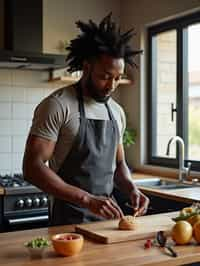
[0,174,41,195]
[0,174,30,188]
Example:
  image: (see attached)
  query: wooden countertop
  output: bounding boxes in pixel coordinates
[133,173,200,204]
[1,211,200,266]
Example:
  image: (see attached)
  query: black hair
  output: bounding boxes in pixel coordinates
[66,13,142,73]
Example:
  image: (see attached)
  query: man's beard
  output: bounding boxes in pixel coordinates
[85,73,111,103]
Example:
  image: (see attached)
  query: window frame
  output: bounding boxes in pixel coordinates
[147,11,200,171]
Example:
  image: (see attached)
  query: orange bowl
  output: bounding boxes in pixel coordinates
[51,233,84,256]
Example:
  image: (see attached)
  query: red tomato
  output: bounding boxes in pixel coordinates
[57,235,75,241]
[144,239,152,249]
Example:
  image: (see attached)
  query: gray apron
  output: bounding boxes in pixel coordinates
[51,83,120,225]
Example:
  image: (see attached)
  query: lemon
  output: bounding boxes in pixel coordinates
[171,221,193,245]
[193,221,200,243]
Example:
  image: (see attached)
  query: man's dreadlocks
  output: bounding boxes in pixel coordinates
[66,13,142,73]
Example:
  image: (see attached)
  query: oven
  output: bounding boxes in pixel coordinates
[0,174,49,232]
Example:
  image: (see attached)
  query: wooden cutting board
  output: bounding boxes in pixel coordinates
[75,212,175,244]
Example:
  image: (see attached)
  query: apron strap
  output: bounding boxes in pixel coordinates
[105,102,115,121]
[75,81,115,122]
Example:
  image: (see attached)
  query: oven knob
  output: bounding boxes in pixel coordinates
[16,199,24,208]
[25,198,32,207]
[33,197,40,207]
[41,196,48,207]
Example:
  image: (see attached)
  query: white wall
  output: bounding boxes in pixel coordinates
[120,0,200,170]
[43,0,121,54]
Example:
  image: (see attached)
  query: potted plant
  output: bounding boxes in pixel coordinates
[123,112,136,148]
[122,114,136,173]
[123,127,136,147]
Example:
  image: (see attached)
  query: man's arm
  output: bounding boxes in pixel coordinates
[23,134,123,219]
[23,134,92,206]
[114,144,149,215]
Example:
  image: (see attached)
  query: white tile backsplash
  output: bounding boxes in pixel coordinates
[0,85,12,101]
[11,120,28,135]
[26,87,45,103]
[12,153,23,173]
[12,136,26,153]
[12,103,27,119]
[0,136,12,152]
[26,103,37,119]
[0,68,61,174]
[12,70,48,85]
[0,153,12,170]
[0,103,12,119]
[11,86,26,102]
[0,120,12,135]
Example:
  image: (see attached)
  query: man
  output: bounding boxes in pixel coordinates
[23,13,149,225]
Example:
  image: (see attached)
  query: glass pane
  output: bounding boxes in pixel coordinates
[188,23,200,161]
[152,30,177,157]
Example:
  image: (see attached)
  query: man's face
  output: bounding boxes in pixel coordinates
[85,54,125,103]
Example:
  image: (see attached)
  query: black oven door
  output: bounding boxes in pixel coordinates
[3,209,49,232]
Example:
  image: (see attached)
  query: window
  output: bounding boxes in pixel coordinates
[148,11,200,171]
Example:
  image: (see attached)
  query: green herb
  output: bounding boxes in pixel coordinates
[172,212,197,222]
[123,112,136,148]
[172,203,200,222]
[24,237,50,248]
[123,128,136,147]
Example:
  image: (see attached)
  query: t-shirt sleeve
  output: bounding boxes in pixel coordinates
[30,96,66,142]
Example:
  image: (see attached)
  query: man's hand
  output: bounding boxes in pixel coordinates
[85,195,124,219]
[130,188,149,216]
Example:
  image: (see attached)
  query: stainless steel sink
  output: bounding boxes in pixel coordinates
[134,178,196,189]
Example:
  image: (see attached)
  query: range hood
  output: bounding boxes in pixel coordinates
[0,50,68,71]
[0,0,68,70]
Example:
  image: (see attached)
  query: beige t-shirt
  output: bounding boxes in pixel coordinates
[30,84,126,173]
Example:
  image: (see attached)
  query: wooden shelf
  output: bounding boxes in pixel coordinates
[49,76,132,85]
[118,78,132,85]
[60,76,79,82]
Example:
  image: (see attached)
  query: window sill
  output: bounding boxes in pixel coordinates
[135,164,200,179]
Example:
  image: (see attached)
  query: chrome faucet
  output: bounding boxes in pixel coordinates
[166,136,191,182]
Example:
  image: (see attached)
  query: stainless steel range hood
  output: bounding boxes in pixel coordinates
[0,50,68,71]
[0,0,68,71]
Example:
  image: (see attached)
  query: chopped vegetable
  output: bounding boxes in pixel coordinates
[24,237,50,248]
